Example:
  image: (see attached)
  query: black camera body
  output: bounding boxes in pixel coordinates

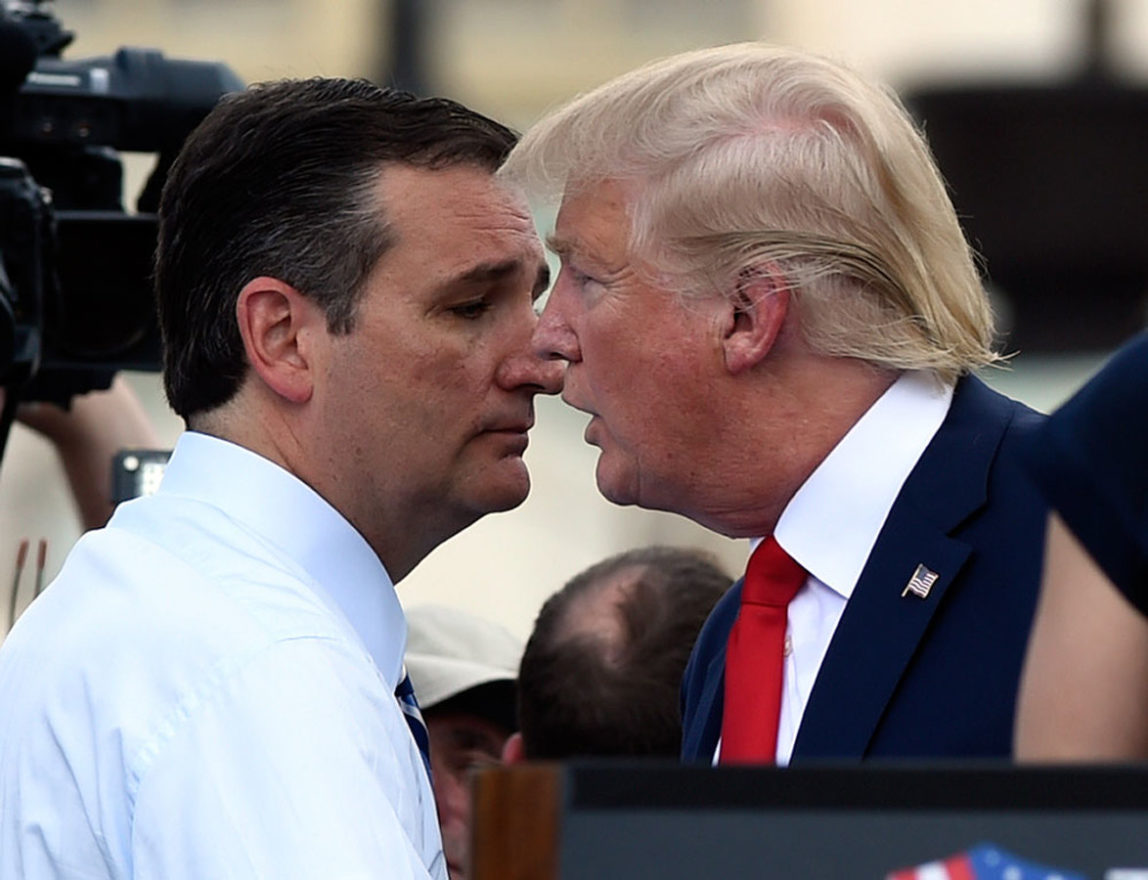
[0,1,243,403]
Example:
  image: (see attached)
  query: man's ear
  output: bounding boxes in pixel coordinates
[501,731,526,765]
[235,276,324,404]
[720,264,791,375]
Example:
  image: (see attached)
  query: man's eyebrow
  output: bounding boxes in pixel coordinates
[545,234,574,258]
[448,726,504,754]
[457,259,520,284]
[447,258,549,299]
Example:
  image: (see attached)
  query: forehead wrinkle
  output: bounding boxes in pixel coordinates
[547,230,632,279]
[440,183,536,232]
[551,180,644,274]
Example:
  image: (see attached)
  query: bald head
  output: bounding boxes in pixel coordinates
[517,547,732,759]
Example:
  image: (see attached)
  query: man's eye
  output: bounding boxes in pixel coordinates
[450,300,492,319]
[566,265,604,291]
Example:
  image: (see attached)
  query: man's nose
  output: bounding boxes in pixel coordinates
[496,343,565,395]
[531,291,580,366]
[434,767,471,821]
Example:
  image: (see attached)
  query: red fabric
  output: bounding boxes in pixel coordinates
[941,855,976,880]
[884,856,975,880]
[720,535,806,764]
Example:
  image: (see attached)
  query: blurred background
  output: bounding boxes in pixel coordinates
[2,0,1147,640]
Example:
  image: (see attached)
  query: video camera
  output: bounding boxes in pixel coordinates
[0,0,243,408]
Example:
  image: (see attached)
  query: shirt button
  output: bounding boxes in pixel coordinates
[784,634,793,657]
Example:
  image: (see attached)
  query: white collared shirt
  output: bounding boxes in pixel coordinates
[0,432,445,879]
[716,371,953,766]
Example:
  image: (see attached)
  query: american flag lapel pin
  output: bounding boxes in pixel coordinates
[901,563,939,599]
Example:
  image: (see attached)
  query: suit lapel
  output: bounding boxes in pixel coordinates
[689,651,727,760]
[793,376,1011,760]
[793,504,971,758]
[682,582,739,761]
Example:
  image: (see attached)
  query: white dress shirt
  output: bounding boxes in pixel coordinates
[0,432,445,879]
[716,371,953,766]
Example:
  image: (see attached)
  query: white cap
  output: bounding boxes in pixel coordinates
[404,604,523,710]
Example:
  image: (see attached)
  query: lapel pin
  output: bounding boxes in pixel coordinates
[901,564,939,599]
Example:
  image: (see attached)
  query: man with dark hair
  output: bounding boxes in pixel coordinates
[504,546,732,761]
[0,78,561,879]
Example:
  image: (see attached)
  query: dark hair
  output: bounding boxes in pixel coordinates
[156,77,518,419]
[518,546,733,759]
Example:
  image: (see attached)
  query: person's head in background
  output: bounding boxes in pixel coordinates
[505,546,732,761]
[156,78,561,583]
[404,604,522,880]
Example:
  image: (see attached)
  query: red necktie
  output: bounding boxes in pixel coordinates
[720,535,806,764]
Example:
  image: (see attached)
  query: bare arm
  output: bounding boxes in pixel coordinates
[1015,511,1148,761]
[15,376,159,530]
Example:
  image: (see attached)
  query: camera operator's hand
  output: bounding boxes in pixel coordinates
[6,377,159,529]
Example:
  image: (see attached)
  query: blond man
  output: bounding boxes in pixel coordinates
[504,44,1047,763]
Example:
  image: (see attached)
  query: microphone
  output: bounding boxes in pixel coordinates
[0,18,38,95]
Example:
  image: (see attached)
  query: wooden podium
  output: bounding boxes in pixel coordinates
[471,761,1148,880]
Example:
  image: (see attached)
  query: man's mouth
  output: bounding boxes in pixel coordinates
[582,414,605,447]
[479,417,533,456]
[559,389,596,418]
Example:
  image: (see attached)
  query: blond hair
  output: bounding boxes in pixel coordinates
[501,43,1001,379]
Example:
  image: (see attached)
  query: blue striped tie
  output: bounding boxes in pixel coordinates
[396,666,432,782]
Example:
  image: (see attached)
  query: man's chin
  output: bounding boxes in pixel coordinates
[594,457,638,508]
[472,460,532,513]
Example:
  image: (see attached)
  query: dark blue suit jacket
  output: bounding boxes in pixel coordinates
[681,375,1047,762]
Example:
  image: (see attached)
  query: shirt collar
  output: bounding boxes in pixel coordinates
[772,370,953,599]
[156,431,407,689]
